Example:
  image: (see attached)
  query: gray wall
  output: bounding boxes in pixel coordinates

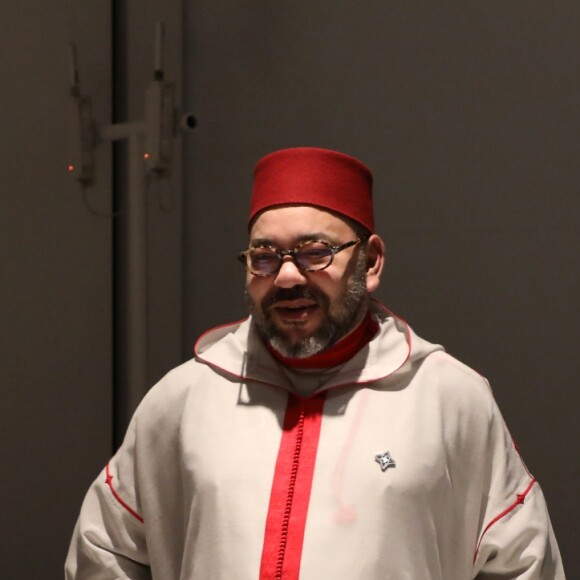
[0,1,183,577]
[184,2,578,572]
[0,2,113,577]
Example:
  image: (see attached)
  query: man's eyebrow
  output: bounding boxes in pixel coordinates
[248,238,275,247]
[295,233,339,244]
[249,233,341,247]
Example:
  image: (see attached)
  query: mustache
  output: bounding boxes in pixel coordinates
[262,286,327,310]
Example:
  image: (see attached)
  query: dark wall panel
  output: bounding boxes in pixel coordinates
[0,2,113,577]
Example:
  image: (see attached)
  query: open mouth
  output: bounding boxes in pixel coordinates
[273,300,319,320]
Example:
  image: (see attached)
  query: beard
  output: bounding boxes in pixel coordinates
[247,252,369,358]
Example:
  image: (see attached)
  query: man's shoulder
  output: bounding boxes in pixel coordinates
[165,355,209,382]
[136,356,224,417]
[422,348,488,382]
[416,349,496,410]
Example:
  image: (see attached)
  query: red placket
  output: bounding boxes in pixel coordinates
[259,393,326,580]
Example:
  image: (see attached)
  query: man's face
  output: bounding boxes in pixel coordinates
[245,205,369,358]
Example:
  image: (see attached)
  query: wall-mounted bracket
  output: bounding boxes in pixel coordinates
[67,23,196,416]
[68,43,96,184]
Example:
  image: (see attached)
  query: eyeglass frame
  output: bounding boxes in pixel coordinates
[238,237,366,277]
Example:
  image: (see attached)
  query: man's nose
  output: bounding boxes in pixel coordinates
[274,258,308,288]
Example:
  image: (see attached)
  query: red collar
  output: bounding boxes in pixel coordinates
[266,311,379,369]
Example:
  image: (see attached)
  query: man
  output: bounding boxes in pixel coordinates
[66,147,565,579]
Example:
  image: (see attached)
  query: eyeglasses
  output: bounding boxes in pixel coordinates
[238,238,363,277]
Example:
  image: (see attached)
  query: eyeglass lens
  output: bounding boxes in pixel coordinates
[249,241,334,275]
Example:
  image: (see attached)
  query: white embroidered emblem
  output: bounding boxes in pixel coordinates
[375,450,396,472]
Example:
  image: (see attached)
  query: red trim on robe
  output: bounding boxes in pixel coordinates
[473,477,537,563]
[259,393,326,580]
[105,463,144,524]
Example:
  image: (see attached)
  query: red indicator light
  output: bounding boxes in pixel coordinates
[68,165,75,172]
[144,153,150,159]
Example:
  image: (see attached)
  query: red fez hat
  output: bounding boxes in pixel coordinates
[249,147,374,233]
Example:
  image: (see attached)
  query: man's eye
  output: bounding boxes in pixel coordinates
[251,251,278,264]
[300,247,331,261]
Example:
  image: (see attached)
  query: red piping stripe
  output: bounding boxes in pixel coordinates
[105,463,144,524]
[473,477,537,562]
[259,393,325,580]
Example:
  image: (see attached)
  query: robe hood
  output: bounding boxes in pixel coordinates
[194,301,444,393]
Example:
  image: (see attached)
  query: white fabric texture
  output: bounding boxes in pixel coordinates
[66,304,565,579]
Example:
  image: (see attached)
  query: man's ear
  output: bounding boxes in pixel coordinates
[365,234,386,294]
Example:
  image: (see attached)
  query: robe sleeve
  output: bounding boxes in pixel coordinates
[65,418,151,580]
[472,393,566,579]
